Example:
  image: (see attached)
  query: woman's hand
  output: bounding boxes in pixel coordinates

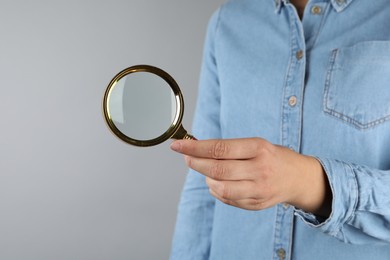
[171,138,332,216]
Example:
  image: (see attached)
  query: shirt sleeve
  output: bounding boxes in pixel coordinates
[170,9,221,260]
[295,157,390,245]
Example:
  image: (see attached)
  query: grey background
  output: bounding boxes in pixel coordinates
[0,1,224,259]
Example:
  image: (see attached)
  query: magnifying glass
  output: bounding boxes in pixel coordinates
[102,65,195,147]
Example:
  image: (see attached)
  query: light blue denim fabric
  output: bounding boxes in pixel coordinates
[171,0,390,259]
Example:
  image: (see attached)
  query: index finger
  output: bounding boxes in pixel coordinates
[170,138,262,159]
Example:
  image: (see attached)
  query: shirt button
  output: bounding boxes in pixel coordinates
[277,248,286,260]
[288,96,297,107]
[296,49,304,60]
[311,5,322,14]
[336,0,345,5]
[283,203,290,209]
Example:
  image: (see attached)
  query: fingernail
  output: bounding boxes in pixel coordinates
[170,141,182,152]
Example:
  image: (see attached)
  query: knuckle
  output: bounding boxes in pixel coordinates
[184,156,192,168]
[259,165,273,181]
[220,183,230,199]
[211,141,229,159]
[255,138,273,156]
[210,161,227,180]
[252,200,263,208]
[249,199,269,211]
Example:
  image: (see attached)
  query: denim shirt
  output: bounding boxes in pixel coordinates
[171,0,390,259]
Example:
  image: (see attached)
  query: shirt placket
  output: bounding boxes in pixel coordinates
[273,3,307,260]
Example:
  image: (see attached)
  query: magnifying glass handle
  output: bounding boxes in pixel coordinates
[183,134,197,140]
[173,125,196,140]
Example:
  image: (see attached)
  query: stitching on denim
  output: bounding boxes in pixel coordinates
[325,110,390,130]
[279,6,297,146]
[323,48,390,130]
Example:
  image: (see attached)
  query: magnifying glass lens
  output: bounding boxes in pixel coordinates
[108,72,177,141]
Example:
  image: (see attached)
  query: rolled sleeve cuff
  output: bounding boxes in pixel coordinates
[294,158,358,237]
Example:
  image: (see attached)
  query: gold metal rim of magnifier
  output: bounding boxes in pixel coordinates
[102,64,187,147]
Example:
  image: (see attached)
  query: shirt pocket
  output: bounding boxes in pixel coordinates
[323,41,390,130]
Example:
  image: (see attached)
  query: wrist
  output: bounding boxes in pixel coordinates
[287,155,332,217]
